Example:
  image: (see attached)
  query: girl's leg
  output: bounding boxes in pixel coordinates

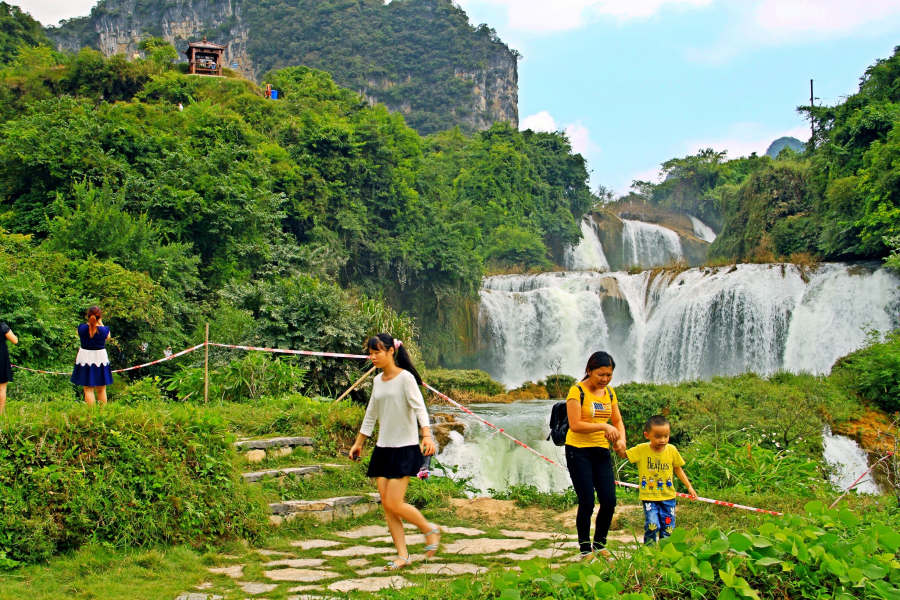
[565,445,596,555]
[0,382,6,414]
[96,386,107,406]
[83,386,96,406]
[591,448,617,551]
[380,477,434,566]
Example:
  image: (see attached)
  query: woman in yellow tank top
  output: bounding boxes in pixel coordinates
[565,351,625,561]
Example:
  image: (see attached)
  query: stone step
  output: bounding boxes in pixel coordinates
[243,465,324,483]
[269,493,382,525]
[234,436,314,450]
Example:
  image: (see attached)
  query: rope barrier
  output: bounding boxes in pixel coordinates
[828,451,893,509]
[12,342,208,376]
[207,343,369,360]
[425,383,783,517]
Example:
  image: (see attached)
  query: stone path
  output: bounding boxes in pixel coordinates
[189,506,644,599]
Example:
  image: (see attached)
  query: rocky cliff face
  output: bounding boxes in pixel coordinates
[46,0,518,134]
[49,0,258,81]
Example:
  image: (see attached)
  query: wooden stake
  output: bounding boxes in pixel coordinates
[336,366,377,403]
[204,322,209,404]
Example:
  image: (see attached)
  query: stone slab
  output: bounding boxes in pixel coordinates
[239,581,278,594]
[235,437,314,450]
[496,548,569,560]
[335,525,390,538]
[369,534,426,545]
[245,449,266,463]
[328,576,412,593]
[499,530,567,540]
[175,595,223,600]
[550,541,581,549]
[254,549,293,556]
[207,564,244,578]
[345,558,369,567]
[264,568,339,582]
[443,538,534,555]
[264,559,325,568]
[321,546,395,557]
[244,466,323,483]
[270,496,367,516]
[409,563,489,575]
[290,540,342,550]
[443,527,486,536]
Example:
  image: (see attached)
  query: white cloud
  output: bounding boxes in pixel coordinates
[456,0,714,32]
[520,110,558,132]
[753,0,900,35]
[684,122,810,159]
[520,111,601,157]
[17,0,98,26]
[565,121,601,156]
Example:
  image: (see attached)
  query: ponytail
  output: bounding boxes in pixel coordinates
[86,305,102,339]
[367,333,423,386]
[581,351,615,381]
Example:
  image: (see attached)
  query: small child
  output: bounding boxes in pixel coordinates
[615,415,697,544]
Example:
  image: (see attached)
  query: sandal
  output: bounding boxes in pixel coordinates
[384,555,411,571]
[595,548,615,562]
[424,524,442,557]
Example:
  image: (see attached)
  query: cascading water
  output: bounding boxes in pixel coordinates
[479,263,900,387]
[688,215,717,242]
[435,400,570,494]
[822,426,880,494]
[621,219,683,268]
[563,219,609,271]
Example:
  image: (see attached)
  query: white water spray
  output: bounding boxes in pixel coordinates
[688,215,717,242]
[621,219,683,268]
[563,219,609,271]
[479,263,900,387]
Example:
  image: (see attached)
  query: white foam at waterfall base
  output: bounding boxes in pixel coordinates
[434,400,570,495]
[478,263,900,387]
[688,215,717,242]
[822,427,880,494]
[621,219,683,268]
[480,272,611,387]
[564,219,609,271]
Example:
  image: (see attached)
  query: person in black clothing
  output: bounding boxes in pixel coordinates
[0,322,18,414]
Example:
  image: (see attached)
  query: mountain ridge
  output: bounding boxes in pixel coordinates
[45,0,518,135]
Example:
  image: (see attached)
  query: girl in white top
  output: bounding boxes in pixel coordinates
[349,333,441,571]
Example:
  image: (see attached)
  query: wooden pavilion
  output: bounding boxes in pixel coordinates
[184,37,227,76]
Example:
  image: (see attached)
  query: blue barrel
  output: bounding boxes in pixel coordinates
[271,90,279,100]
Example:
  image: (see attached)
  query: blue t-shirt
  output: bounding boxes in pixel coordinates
[77,324,110,350]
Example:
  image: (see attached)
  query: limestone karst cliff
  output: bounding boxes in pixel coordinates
[46,0,518,135]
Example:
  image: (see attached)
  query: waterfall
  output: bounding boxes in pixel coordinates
[621,219,683,268]
[479,263,900,387]
[563,219,609,271]
[688,215,717,242]
[822,427,881,494]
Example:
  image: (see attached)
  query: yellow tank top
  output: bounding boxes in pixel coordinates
[564,384,617,448]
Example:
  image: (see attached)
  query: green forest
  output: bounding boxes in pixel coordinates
[47,0,518,135]
[0,9,592,394]
[631,44,900,268]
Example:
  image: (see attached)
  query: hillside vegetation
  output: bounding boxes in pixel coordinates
[631,45,900,266]
[46,0,519,135]
[0,41,593,380]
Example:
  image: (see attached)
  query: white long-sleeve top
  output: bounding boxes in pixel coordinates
[360,370,430,448]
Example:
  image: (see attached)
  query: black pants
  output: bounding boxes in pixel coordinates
[565,445,617,554]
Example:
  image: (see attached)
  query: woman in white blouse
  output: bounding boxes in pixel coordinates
[349,333,440,571]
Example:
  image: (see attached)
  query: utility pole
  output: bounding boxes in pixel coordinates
[810,79,815,147]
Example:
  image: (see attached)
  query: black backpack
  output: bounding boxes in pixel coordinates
[546,384,613,446]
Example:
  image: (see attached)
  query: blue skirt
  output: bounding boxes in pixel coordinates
[71,349,114,387]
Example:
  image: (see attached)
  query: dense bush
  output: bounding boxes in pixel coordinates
[0,404,268,563]
[449,503,900,599]
[833,330,900,413]
[423,368,506,396]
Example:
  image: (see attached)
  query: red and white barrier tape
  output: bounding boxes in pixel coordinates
[207,343,369,360]
[426,383,783,517]
[829,451,893,509]
[13,342,208,376]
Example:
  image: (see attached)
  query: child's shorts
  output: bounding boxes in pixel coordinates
[643,499,677,544]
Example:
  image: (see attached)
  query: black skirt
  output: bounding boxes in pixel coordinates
[367,444,424,479]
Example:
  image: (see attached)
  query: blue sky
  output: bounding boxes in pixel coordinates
[22,0,900,193]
